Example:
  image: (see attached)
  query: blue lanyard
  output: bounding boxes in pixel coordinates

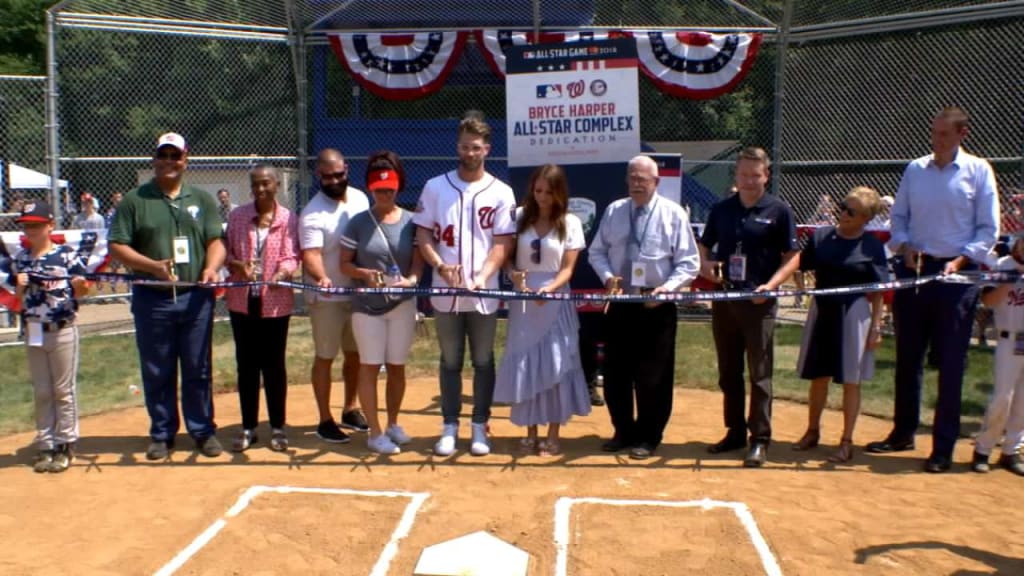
[629,197,657,248]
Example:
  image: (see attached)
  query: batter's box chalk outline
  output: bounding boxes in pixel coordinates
[553,497,782,576]
[154,485,430,576]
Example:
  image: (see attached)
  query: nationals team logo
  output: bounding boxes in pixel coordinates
[477,206,497,230]
[566,79,585,99]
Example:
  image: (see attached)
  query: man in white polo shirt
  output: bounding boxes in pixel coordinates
[414,115,516,456]
[300,148,371,443]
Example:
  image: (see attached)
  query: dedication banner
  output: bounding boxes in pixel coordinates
[505,38,640,167]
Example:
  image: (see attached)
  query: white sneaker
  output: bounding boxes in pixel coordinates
[470,422,491,456]
[386,424,412,446]
[434,423,458,456]
[368,433,401,455]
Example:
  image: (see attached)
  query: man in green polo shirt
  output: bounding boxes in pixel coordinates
[109,132,226,461]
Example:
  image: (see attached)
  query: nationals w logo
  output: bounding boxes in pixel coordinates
[477,206,497,230]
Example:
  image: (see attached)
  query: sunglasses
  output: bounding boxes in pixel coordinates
[155,151,183,161]
[836,201,861,218]
[530,238,541,264]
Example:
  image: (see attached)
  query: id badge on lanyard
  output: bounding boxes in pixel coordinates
[250,227,265,297]
[173,236,191,264]
[729,242,747,282]
[27,321,44,347]
[630,260,652,288]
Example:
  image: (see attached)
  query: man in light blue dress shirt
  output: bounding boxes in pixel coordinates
[588,155,700,460]
[866,107,1000,473]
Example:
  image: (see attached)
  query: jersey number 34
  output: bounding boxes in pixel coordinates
[433,224,455,247]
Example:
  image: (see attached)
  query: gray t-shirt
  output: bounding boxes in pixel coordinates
[340,209,416,315]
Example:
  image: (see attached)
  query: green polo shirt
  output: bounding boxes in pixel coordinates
[108,180,223,283]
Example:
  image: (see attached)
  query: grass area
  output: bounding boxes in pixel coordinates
[0,318,994,435]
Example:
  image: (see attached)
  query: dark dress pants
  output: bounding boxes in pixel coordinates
[604,302,677,447]
[710,299,777,444]
[891,259,978,459]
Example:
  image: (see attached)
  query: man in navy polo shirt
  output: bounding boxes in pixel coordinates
[109,132,226,461]
[699,147,798,468]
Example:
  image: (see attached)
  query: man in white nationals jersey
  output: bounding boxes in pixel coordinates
[414,114,516,457]
[973,235,1024,476]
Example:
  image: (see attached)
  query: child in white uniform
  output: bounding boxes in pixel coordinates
[972,234,1024,476]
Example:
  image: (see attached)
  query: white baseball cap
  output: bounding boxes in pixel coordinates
[156,132,187,152]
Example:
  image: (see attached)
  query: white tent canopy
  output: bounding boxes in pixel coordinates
[0,161,69,190]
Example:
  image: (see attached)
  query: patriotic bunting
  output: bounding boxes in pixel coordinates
[630,31,762,99]
[327,31,468,100]
[325,29,761,100]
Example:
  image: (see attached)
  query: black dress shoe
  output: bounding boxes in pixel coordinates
[743,442,768,468]
[865,437,915,454]
[924,454,952,473]
[629,444,655,460]
[998,453,1024,476]
[971,451,991,473]
[601,437,631,452]
[708,435,746,454]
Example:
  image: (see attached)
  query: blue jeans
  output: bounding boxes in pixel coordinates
[434,311,497,424]
[132,286,216,441]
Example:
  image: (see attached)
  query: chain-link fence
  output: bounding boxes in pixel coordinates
[53,23,299,219]
[29,0,1021,221]
[21,1,1023,245]
[780,3,1024,225]
[0,75,47,232]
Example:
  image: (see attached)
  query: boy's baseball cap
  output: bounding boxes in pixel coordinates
[16,200,54,223]
[156,132,187,152]
[81,192,94,202]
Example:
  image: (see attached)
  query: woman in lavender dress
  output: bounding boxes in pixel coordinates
[496,164,590,456]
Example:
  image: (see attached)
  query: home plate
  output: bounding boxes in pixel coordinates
[414,531,530,576]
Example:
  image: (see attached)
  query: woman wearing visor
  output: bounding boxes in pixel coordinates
[341,151,424,455]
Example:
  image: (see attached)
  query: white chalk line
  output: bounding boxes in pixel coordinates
[153,485,430,576]
[553,497,782,576]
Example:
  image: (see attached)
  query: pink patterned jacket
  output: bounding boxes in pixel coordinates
[225,202,300,317]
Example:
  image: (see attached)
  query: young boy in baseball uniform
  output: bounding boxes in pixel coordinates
[973,234,1024,476]
[9,201,89,473]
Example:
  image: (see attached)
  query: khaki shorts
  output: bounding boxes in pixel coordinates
[309,299,358,359]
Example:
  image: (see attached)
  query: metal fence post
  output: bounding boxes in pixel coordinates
[770,0,793,197]
[287,0,309,212]
[45,9,62,222]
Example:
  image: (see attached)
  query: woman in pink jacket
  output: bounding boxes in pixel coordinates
[224,165,300,452]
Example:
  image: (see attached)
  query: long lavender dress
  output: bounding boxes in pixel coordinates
[495,213,591,425]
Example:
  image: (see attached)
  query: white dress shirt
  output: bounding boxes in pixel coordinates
[587,192,700,291]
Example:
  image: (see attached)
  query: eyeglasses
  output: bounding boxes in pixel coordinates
[530,238,541,264]
[322,170,348,180]
[837,201,860,218]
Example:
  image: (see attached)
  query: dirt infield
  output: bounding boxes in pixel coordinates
[0,380,1021,575]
